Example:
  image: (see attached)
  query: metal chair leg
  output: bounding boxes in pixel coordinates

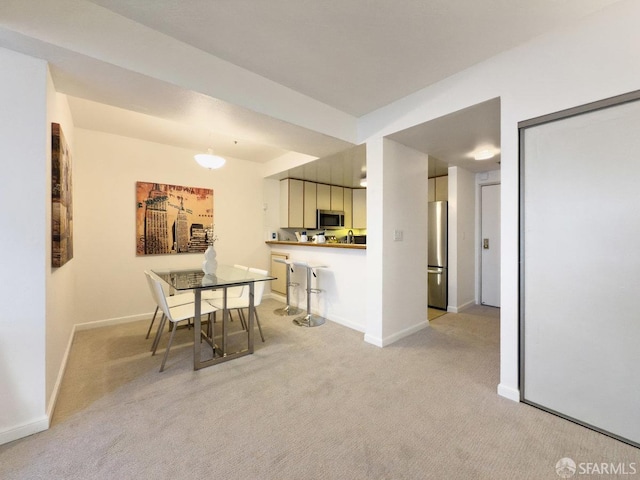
[160,321,179,372]
[146,306,159,339]
[255,308,265,342]
[151,314,167,354]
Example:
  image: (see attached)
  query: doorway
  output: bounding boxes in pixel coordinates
[480,183,500,307]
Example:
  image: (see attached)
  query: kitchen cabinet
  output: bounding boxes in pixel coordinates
[331,186,344,211]
[303,181,317,229]
[352,188,367,229]
[317,184,331,210]
[428,176,448,202]
[435,176,448,201]
[270,252,289,294]
[280,179,304,228]
[343,187,353,228]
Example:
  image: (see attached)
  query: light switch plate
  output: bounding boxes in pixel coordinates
[393,229,403,241]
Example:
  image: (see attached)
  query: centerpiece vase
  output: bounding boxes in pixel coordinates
[202,245,218,275]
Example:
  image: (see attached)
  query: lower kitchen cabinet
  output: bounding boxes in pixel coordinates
[270,252,289,294]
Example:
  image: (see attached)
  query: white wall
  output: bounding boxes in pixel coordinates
[72,129,270,324]
[447,166,476,312]
[359,0,640,401]
[365,139,429,346]
[45,84,78,417]
[0,48,49,444]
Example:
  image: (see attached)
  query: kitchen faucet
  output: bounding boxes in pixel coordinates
[347,229,354,244]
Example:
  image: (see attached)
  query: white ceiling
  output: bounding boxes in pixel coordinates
[0,0,622,169]
[85,0,620,116]
[389,98,502,174]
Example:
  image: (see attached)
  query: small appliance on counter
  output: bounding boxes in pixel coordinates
[314,232,326,244]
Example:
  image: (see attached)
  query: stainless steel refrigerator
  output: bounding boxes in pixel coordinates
[428,201,448,310]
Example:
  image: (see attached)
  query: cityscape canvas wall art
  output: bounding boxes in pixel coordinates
[52,123,73,267]
[136,181,214,256]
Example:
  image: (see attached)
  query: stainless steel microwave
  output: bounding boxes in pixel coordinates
[317,210,345,229]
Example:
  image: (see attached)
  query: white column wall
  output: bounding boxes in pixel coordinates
[0,48,48,444]
[45,83,78,416]
[365,139,428,346]
[447,166,476,312]
[72,129,269,325]
[359,0,640,401]
[364,138,384,343]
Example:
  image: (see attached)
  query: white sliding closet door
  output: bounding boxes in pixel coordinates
[521,94,640,447]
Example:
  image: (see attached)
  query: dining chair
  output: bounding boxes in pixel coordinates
[200,264,249,303]
[143,271,194,340]
[148,271,218,372]
[207,267,267,342]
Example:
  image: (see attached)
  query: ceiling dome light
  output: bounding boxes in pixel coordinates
[474,149,495,161]
[194,149,226,169]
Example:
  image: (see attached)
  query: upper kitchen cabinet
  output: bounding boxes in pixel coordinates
[317,183,331,210]
[331,186,344,211]
[352,188,367,229]
[343,187,353,228]
[428,175,448,202]
[303,181,318,229]
[435,176,448,201]
[280,178,304,228]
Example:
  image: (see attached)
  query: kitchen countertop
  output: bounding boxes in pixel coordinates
[266,241,366,250]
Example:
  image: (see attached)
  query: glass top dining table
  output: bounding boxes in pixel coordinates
[152,265,275,370]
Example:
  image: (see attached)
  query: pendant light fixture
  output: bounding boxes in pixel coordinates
[194,148,226,169]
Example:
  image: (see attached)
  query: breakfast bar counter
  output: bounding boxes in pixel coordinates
[265,241,365,249]
[265,240,366,332]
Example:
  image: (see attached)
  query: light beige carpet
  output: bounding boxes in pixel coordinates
[427,307,447,321]
[1,300,637,479]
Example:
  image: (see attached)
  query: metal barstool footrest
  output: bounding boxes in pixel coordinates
[274,304,303,316]
[293,314,325,327]
[273,259,303,316]
[290,261,328,328]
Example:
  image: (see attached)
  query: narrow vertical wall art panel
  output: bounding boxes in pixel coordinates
[136,182,214,256]
[52,123,73,267]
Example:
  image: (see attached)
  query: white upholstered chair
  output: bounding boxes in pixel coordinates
[207,267,267,342]
[147,271,218,372]
[144,271,194,340]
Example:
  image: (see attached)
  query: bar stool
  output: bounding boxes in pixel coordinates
[291,261,328,327]
[273,258,303,316]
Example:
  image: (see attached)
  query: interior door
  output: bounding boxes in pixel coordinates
[481,184,500,307]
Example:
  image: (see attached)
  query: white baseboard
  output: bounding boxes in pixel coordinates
[365,320,429,348]
[75,312,152,331]
[47,324,77,420]
[264,292,286,303]
[447,300,475,314]
[497,383,520,402]
[364,333,383,347]
[0,416,49,446]
[326,313,366,333]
